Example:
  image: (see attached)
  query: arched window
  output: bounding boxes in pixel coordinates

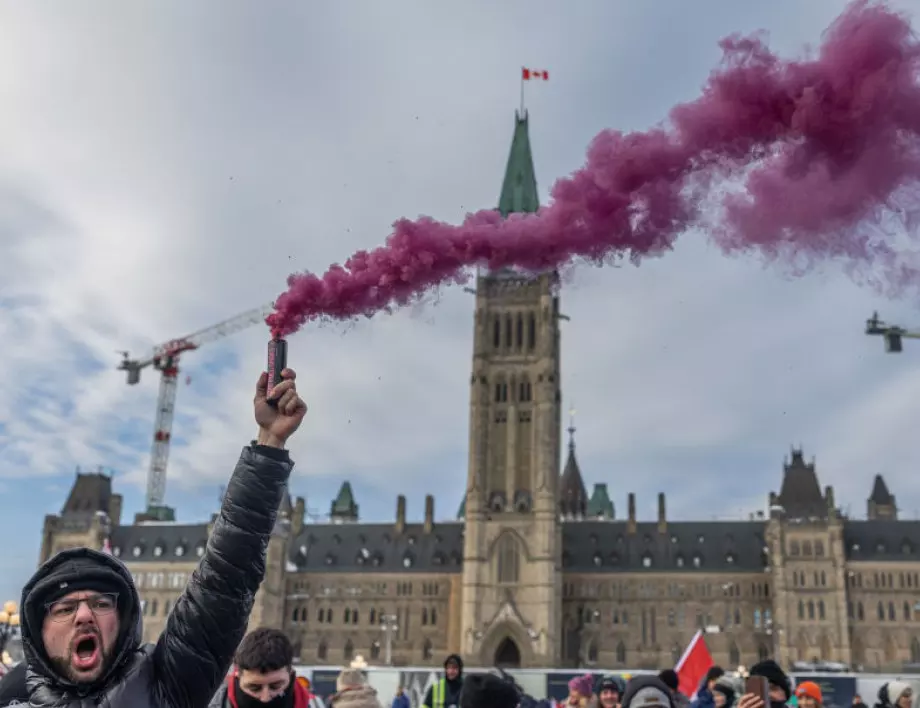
[516,313,524,350]
[370,641,381,660]
[803,540,813,556]
[527,312,536,350]
[492,316,501,349]
[905,602,912,622]
[818,601,825,620]
[317,641,328,661]
[888,602,896,621]
[496,533,520,584]
[911,637,920,663]
[878,601,885,620]
[729,643,740,667]
[815,540,824,556]
[422,638,433,661]
[588,642,598,663]
[857,602,865,621]
[807,601,815,620]
[421,608,429,625]
[758,644,769,662]
[344,640,354,661]
[616,641,627,664]
[798,601,805,619]
[504,315,513,348]
[789,540,800,556]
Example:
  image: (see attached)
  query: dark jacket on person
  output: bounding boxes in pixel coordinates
[0,662,28,707]
[422,655,464,708]
[19,444,293,708]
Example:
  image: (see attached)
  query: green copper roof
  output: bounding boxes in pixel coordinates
[457,497,466,520]
[330,481,358,520]
[497,111,540,217]
[587,483,615,519]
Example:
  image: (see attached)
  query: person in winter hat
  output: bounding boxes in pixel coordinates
[209,627,315,708]
[621,676,676,708]
[794,682,822,708]
[737,660,791,708]
[16,367,305,708]
[658,670,690,708]
[712,680,736,708]
[459,674,520,708]
[567,675,595,708]
[597,675,627,708]
[882,683,913,708]
[423,655,465,708]
[331,670,382,708]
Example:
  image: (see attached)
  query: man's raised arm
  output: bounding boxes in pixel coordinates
[152,368,307,708]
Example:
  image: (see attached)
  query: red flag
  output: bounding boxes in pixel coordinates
[522,68,549,80]
[675,630,714,698]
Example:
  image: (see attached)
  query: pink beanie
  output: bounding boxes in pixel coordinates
[569,674,594,697]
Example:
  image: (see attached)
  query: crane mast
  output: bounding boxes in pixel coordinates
[119,303,274,519]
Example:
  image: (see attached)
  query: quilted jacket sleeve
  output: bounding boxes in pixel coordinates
[152,444,293,708]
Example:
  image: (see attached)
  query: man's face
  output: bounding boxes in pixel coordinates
[599,688,619,707]
[445,662,459,680]
[41,591,120,684]
[238,668,292,702]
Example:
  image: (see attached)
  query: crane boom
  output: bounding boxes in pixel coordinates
[119,303,274,518]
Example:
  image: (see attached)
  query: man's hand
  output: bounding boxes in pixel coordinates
[254,368,307,448]
[738,694,765,708]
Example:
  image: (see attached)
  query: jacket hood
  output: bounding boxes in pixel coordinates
[444,654,464,677]
[20,547,143,694]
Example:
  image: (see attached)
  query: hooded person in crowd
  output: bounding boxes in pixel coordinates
[423,655,464,708]
[596,675,626,708]
[17,368,306,708]
[209,627,314,708]
[691,667,726,708]
[737,660,791,708]
[658,670,689,708]
[460,674,520,708]
[712,679,736,708]
[621,676,676,708]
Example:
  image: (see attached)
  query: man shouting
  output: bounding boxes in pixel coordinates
[18,368,307,708]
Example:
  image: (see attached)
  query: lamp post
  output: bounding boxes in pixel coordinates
[379,614,398,666]
[0,601,19,660]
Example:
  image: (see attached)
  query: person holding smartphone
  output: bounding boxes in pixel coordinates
[736,660,792,708]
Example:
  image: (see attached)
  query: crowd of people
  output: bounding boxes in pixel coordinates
[0,367,915,708]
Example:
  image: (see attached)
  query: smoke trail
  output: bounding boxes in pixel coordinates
[267,0,920,338]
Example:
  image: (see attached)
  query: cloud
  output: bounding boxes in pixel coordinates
[1,0,919,604]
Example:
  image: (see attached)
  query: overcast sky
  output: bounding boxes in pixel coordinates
[1,0,919,604]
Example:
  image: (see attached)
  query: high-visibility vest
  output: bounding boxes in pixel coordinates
[430,679,449,708]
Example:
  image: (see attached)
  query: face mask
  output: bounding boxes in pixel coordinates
[233,673,296,708]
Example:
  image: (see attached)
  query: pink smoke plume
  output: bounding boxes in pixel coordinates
[267,0,920,338]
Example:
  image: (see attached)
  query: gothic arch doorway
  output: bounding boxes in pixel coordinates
[494,637,522,668]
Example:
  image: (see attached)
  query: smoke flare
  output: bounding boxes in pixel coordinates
[267,0,920,338]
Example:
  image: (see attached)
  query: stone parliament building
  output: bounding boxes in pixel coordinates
[39,112,920,673]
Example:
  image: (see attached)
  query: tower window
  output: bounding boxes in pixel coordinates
[516,313,524,350]
[528,312,536,350]
[496,534,520,584]
[504,315,513,348]
[493,317,501,349]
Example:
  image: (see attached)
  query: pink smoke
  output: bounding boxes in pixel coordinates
[267,0,920,338]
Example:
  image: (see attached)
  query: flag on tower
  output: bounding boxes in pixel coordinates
[522,68,549,80]
[675,630,714,698]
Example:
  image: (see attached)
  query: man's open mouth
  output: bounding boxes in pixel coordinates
[72,635,101,671]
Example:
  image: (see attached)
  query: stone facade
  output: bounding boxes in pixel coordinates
[38,112,920,673]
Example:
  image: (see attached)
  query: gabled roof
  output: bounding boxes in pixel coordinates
[497,112,540,217]
[330,481,358,520]
[776,448,827,519]
[869,474,894,505]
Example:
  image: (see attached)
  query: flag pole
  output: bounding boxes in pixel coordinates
[520,67,525,116]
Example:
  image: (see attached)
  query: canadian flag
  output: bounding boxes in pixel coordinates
[675,630,714,698]
[522,68,549,80]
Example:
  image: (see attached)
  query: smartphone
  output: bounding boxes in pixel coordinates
[745,676,770,703]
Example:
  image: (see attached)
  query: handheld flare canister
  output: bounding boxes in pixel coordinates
[266,338,288,407]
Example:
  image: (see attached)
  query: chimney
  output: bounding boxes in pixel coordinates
[658,492,667,533]
[292,497,306,536]
[396,495,406,533]
[627,493,637,534]
[108,494,123,527]
[424,495,435,533]
[825,485,836,518]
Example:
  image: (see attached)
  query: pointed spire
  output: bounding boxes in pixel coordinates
[867,474,897,520]
[560,405,588,517]
[869,474,894,505]
[775,446,826,519]
[330,481,359,522]
[498,112,540,217]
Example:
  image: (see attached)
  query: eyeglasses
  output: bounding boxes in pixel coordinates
[45,593,118,623]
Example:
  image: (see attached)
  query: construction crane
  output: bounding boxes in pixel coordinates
[865,311,920,353]
[119,303,274,520]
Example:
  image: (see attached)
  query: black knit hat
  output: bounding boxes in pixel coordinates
[460,674,520,708]
[658,671,679,692]
[24,555,130,634]
[749,660,791,701]
[713,683,736,706]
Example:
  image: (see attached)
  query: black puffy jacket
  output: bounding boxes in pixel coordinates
[19,444,293,708]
